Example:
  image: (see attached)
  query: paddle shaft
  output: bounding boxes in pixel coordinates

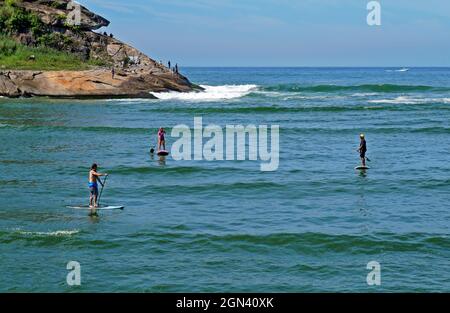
[97,175,108,206]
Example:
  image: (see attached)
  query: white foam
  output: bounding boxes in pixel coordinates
[18,230,80,236]
[385,68,409,72]
[281,95,341,100]
[368,96,450,105]
[252,90,285,97]
[252,90,343,101]
[104,98,153,103]
[352,93,378,97]
[151,84,257,101]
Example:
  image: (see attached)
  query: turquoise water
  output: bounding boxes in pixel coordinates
[0,67,449,292]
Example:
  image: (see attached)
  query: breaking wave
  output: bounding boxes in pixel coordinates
[152,84,258,101]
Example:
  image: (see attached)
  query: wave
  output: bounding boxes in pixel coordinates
[132,181,285,196]
[123,231,450,254]
[0,229,121,248]
[0,124,151,134]
[151,84,258,101]
[17,230,80,236]
[369,97,450,104]
[2,227,447,252]
[262,84,447,93]
[0,228,80,243]
[111,165,246,176]
[351,93,379,97]
[280,126,450,135]
[142,102,450,115]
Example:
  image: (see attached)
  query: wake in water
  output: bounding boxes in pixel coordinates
[151,84,258,101]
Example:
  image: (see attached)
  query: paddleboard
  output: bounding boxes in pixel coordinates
[157,150,169,156]
[66,205,124,210]
[355,166,370,170]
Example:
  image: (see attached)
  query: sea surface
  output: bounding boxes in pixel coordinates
[0,67,449,292]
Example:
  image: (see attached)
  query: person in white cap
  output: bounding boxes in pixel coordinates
[357,134,367,167]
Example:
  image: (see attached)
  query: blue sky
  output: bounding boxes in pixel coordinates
[81,0,450,66]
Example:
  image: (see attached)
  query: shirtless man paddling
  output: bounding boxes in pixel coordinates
[89,164,108,209]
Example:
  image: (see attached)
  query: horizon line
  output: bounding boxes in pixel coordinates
[178,66,450,68]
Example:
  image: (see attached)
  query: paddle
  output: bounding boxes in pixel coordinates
[97,175,108,207]
[356,148,371,162]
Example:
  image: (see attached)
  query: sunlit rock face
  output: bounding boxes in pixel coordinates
[0,0,200,98]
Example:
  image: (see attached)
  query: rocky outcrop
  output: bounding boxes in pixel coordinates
[0,68,196,98]
[0,69,197,98]
[0,0,200,98]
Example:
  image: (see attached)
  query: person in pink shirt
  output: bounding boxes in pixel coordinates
[158,127,166,151]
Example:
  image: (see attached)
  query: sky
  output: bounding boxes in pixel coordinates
[80,0,450,67]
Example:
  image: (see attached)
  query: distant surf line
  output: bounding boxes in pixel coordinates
[151,83,450,102]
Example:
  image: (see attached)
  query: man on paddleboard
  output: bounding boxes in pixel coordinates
[89,164,108,208]
[357,134,367,167]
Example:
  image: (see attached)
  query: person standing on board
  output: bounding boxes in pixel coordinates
[357,134,368,167]
[158,127,166,151]
[89,164,108,208]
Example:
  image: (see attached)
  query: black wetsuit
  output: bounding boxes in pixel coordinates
[360,139,367,158]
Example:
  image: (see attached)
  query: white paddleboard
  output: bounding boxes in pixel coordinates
[66,205,124,210]
[355,166,370,170]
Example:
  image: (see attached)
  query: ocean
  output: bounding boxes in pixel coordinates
[0,67,449,292]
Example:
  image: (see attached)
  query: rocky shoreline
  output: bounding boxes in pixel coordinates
[0,0,200,99]
[0,68,196,99]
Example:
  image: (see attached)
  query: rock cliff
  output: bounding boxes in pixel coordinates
[0,0,199,98]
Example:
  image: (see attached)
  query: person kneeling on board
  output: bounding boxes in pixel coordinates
[357,134,367,167]
[158,127,166,152]
[89,163,108,208]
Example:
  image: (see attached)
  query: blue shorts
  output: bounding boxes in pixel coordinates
[89,183,98,196]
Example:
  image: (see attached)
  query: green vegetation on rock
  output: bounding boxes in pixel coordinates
[0,0,110,70]
[0,0,44,36]
[0,35,107,70]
